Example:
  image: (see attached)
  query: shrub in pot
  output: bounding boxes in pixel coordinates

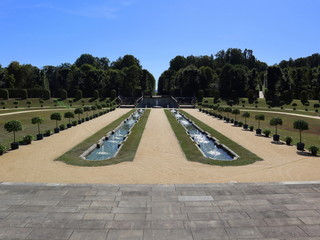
[308,146,319,156]
[238,121,243,127]
[263,129,271,137]
[230,119,234,123]
[234,120,238,126]
[50,112,62,134]
[249,125,254,131]
[44,130,51,137]
[292,103,297,110]
[4,120,22,150]
[226,118,230,123]
[31,117,44,140]
[59,124,66,131]
[270,117,282,141]
[23,135,33,145]
[72,120,77,126]
[285,136,293,145]
[0,145,6,155]
[293,120,309,151]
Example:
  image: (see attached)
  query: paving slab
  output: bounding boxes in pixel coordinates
[0,181,319,239]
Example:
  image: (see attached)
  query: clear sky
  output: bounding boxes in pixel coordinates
[1,0,319,82]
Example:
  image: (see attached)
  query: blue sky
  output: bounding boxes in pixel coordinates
[1,0,319,81]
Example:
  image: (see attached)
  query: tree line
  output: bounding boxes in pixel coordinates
[0,54,156,98]
[158,49,320,105]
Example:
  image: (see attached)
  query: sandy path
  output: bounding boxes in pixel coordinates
[238,109,320,119]
[0,108,319,184]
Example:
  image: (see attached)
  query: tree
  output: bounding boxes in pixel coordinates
[293,120,309,143]
[74,107,83,121]
[31,117,43,135]
[83,106,91,118]
[50,113,62,129]
[64,112,75,124]
[242,112,250,125]
[224,107,232,118]
[91,105,97,115]
[4,120,22,143]
[232,109,240,121]
[270,118,283,135]
[255,114,265,129]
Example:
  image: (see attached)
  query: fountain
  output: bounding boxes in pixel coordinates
[172,110,238,161]
[81,109,145,161]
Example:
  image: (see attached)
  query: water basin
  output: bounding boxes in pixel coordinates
[173,110,235,161]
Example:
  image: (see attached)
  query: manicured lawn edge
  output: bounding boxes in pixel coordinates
[56,109,150,166]
[166,109,262,166]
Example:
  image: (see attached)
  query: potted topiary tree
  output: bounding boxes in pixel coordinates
[26,100,32,108]
[232,109,240,125]
[292,103,297,110]
[267,101,272,108]
[31,117,44,140]
[50,112,62,133]
[304,102,310,111]
[279,101,285,109]
[1,101,6,109]
[74,107,83,124]
[314,103,320,112]
[270,117,283,141]
[83,106,91,121]
[4,120,22,150]
[241,99,246,107]
[218,107,224,119]
[255,114,265,134]
[64,112,75,128]
[293,120,309,151]
[13,101,19,108]
[224,107,232,122]
[254,100,259,108]
[91,105,97,118]
[242,112,250,129]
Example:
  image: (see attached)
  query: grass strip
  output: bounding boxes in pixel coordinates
[56,109,150,166]
[166,109,262,166]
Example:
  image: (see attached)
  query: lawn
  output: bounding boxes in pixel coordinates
[199,109,320,149]
[56,109,150,167]
[0,109,75,148]
[0,97,113,109]
[201,98,320,116]
[165,109,262,166]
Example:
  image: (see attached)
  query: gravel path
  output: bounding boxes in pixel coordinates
[0,108,72,116]
[237,109,320,119]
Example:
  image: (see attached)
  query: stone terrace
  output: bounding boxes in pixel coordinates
[0,182,320,239]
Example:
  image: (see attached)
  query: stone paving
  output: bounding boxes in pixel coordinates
[0,181,320,239]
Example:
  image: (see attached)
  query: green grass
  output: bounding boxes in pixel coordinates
[199,109,320,149]
[0,97,112,109]
[0,109,75,148]
[165,109,262,166]
[202,98,320,116]
[56,109,150,167]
